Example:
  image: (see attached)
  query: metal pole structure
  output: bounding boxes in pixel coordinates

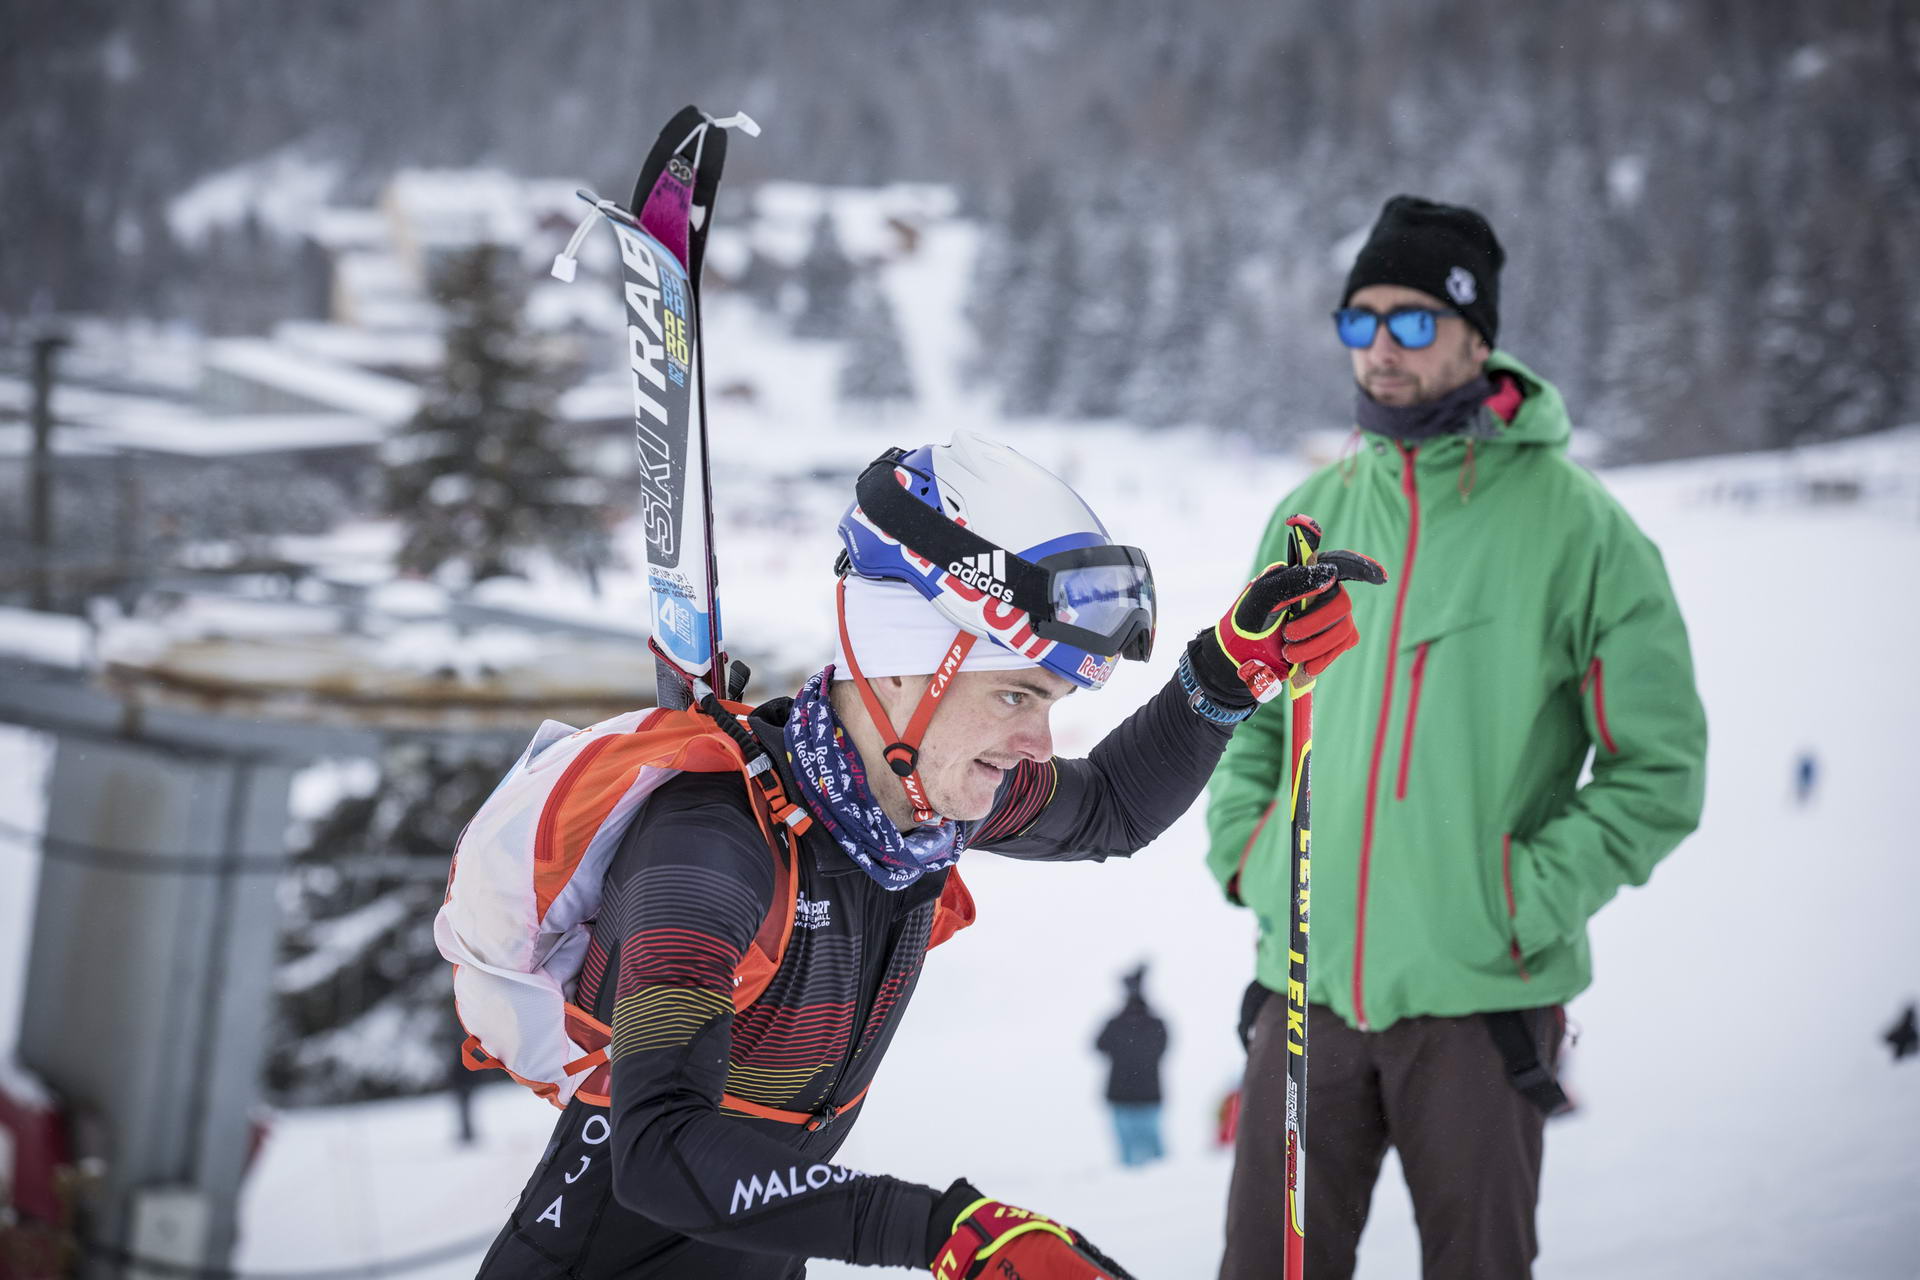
[0,656,533,1276]
[28,331,71,612]
[115,448,145,601]
[0,609,658,1271]
[18,736,297,1276]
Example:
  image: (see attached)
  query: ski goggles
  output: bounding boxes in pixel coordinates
[1332,305,1450,351]
[850,450,1157,662]
[1026,542,1157,662]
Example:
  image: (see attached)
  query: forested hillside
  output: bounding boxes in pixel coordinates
[6,0,1915,459]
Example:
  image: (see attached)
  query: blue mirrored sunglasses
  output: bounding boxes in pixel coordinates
[1332,306,1447,350]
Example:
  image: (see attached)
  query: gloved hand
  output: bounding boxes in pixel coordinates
[1188,515,1387,707]
[928,1179,1135,1280]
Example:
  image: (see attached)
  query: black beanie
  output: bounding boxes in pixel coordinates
[1342,195,1505,346]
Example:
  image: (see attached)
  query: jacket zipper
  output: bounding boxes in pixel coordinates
[811,877,924,1125]
[1353,443,1421,1030]
[1394,642,1431,802]
[1501,833,1531,981]
[1581,658,1618,754]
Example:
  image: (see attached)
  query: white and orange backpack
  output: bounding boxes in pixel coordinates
[434,699,973,1117]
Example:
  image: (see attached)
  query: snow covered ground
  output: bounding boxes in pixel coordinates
[3,197,1917,1274]
[816,430,1920,1280]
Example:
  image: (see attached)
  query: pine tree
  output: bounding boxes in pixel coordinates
[268,743,513,1104]
[382,243,608,586]
[837,273,916,407]
[1144,192,1243,431]
[1119,221,1194,429]
[996,213,1078,419]
[965,166,1056,389]
[791,208,856,339]
[732,244,790,312]
[1051,190,1146,421]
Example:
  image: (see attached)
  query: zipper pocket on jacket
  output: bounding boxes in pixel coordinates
[1394,642,1431,801]
[1580,658,1618,754]
[1227,798,1281,904]
[822,893,922,1114]
[1501,832,1531,981]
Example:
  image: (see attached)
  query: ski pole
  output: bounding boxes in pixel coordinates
[1280,512,1320,1280]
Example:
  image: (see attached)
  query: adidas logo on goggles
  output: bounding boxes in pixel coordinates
[945,549,1012,602]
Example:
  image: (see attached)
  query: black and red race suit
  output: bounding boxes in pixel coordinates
[477,677,1229,1277]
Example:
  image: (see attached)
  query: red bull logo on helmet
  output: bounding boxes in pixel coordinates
[1076,654,1115,687]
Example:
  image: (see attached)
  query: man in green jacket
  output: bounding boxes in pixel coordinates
[1210,196,1706,1280]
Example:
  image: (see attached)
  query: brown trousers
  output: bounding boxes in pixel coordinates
[1219,997,1560,1280]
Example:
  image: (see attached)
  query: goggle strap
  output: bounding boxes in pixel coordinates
[855,457,1053,611]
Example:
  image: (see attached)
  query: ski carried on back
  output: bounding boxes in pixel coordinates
[551,105,760,709]
[438,107,785,1113]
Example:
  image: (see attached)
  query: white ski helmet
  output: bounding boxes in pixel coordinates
[832,432,1157,824]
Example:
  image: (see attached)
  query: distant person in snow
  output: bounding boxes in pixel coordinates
[1207,196,1707,1280]
[1886,1002,1918,1062]
[471,432,1383,1279]
[1794,750,1819,805]
[1094,964,1169,1167]
[448,1029,479,1146]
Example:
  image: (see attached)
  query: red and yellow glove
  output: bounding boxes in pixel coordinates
[1188,515,1387,707]
[928,1180,1135,1280]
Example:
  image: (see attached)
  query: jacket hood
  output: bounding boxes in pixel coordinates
[1482,350,1570,450]
[1355,350,1570,454]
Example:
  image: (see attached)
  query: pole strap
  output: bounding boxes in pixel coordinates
[1484,1009,1569,1116]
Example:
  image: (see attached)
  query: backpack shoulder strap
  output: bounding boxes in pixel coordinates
[729,801,797,1012]
[711,698,805,1012]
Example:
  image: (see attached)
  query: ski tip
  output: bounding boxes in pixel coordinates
[709,110,761,138]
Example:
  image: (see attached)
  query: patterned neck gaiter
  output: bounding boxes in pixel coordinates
[783,667,963,891]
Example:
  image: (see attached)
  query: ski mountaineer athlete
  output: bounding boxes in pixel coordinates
[474,432,1384,1278]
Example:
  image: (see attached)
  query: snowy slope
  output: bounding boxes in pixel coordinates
[818,438,1920,1279]
[186,435,1920,1280]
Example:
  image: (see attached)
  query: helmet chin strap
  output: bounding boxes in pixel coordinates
[835,578,976,827]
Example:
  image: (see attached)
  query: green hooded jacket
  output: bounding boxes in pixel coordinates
[1206,352,1707,1031]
